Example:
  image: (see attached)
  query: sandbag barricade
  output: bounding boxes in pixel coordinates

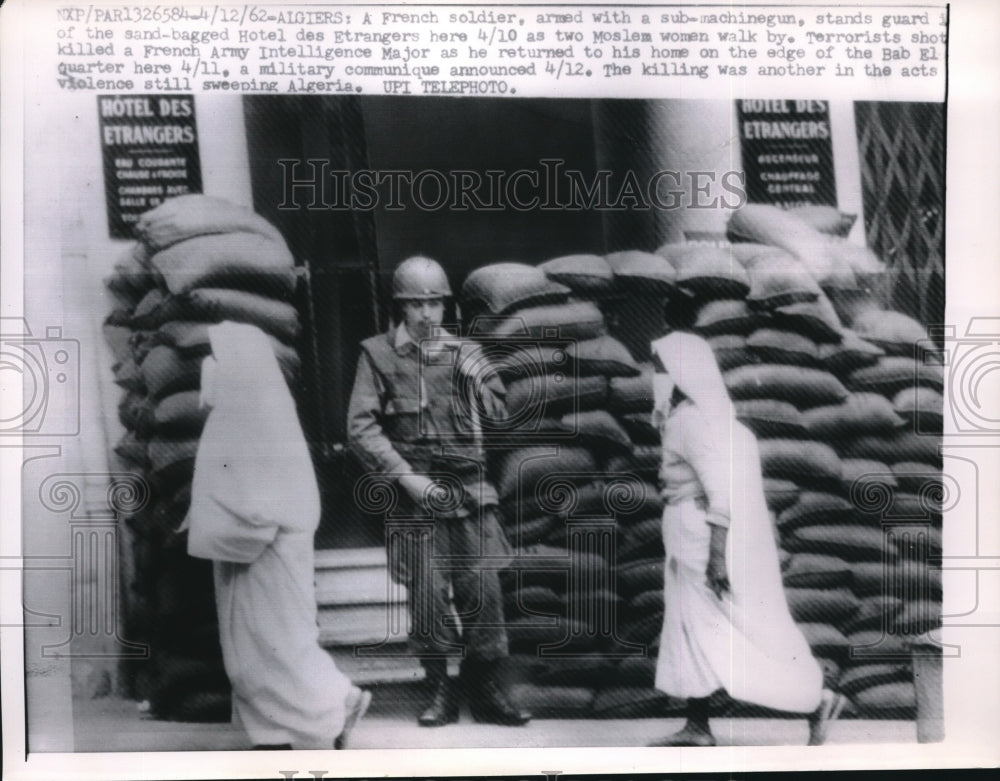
[103,196,305,722]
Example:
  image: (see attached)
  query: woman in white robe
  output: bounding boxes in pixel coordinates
[649,331,846,747]
[187,321,370,749]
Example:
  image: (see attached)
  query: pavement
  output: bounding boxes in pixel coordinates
[67,694,918,753]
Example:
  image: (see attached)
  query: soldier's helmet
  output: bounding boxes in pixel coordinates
[392,256,452,300]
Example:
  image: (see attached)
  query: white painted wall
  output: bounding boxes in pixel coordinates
[21,93,251,749]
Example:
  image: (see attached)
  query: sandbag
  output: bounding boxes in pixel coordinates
[776,491,857,533]
[797,622,851,659]
[503,544,606,592]
[846,629,912,658]
[147,436,199,488]
[618,411,660,445]
[184,288,302,342]
[725,364,849,409]
[884,490,943,523]
[852,681,917,716]
[744,249,822,310]
[784,587,860,624]
[895,600,942,634]
[727,204,831,267]
[113,356,146,393]
[828,290,883,330]
[156,320,301,378]
[113,431,149,468]
[627,587,665,618]
[840,595,904,635]
[734,399,810,439]
[618,521,665,563]
[613,655,657,688]
[103,320,134,362]
[817,254,861,295]
[746,328,821,367]
[493,341,572,381]
[758,438,842,489]
[462,262,571,315]
[840,458,897,497]
[129,288,170,329]
[606,250,678,296]
[471,300,606,341]
[661,244,751,300]
[803,392,907,438]
[106,244,162,303]
[826,241,887,281]
[154,390,208,435]
[505,373,607,420]
[818,329,884,376]
[786,524,895,562]
[607,364,654,413]
[837,663,911,696]
[502,585,563,617]
[726,242,774,265]
[117,391,155,437]
[506,617,602,654]
[782,554,852,589]
[841,430,942,466]
[851,308,934,358]
[605,449,662,486]
[763,478,801,513]
[694,299,765,337]
[136,195,284,250]
[561,409,632,453]
[616,557,665,598]
[895,525,942,559]
[150,483,192,539]
[619,611,664,645]
[507,481,609,525]
[771,296,844,343]
[846,356,944,397]
[890,461,942,494]
[139,345,203,400]
[503,514,559,549]
[708,334,758,371]
[495,446,598,502]
[893,386,943,431]
[569,335,641,377]
[149,232,297,297]
[790,205,858,237]
[851,561,942,599]
[539,253,616,299]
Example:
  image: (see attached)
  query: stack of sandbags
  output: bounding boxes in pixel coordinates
[724,204,941,718]
[463,259,645,715]
[103,195,303,721]
[528,253,679,718]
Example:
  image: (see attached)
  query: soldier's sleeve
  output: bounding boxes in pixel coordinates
[346,352,413,477]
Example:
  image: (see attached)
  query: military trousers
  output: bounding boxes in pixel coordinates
[390,504,511,666]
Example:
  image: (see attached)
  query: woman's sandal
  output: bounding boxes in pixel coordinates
[334,686,372,750]
[808,689,847,746]
[648,726,717,747]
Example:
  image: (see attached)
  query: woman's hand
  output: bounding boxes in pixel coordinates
[706,522,730,599]
[706,548,730,599]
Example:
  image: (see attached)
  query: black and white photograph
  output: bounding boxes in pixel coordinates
[1,1,998,778]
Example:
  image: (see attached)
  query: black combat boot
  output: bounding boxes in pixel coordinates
[417,659,459,727]
[463,658,531,726]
